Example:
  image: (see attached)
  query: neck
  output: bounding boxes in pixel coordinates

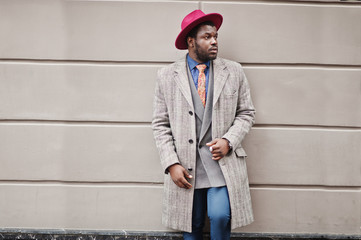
[188,51,203,63]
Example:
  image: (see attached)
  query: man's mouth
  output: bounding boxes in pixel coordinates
[210,48,218,53]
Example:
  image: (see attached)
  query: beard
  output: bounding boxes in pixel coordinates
[194,41,217,62]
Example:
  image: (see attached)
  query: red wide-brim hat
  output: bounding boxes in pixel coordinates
[175,10,223,50]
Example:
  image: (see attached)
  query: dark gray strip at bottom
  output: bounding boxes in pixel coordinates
[0,229,360,240]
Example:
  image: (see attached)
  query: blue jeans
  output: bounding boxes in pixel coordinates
[183,186,231,240]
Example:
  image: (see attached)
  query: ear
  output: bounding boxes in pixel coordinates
[187,37,194,48]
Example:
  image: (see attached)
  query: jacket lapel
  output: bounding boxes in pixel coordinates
[199,61,214,142]
[173,57,194,108]
[212,58,229,108]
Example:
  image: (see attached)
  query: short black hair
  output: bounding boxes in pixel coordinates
[186,21,215,47]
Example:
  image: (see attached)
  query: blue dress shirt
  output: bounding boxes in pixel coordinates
[187,54,210,97]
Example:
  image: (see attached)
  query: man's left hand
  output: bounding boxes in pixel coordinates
[206,138,230,161]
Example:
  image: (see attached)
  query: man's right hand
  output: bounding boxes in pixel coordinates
[168,164,193,189]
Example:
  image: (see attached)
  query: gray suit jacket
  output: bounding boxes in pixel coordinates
[152,56,256,232]
[186,61,226,189]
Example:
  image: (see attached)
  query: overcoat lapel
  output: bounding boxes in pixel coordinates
[212,58,229,108]
[173,58,194,108]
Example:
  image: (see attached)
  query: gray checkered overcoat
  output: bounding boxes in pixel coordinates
[152,56,256,233]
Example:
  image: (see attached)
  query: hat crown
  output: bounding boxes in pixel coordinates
[181,10,206,30]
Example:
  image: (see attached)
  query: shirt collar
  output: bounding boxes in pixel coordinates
[187,54,210,70]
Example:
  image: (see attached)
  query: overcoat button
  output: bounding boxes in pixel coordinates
[189,111,193,116]
[188,139,193,144]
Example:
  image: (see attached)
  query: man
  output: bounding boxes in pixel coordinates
[152,9,255,239]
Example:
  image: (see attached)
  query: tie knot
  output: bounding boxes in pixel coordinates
[196,64,207,73]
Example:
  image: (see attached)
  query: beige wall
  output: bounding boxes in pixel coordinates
[1,0,360,235]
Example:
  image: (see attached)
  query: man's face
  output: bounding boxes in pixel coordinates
[189,24,218,63]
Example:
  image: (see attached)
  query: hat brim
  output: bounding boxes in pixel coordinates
[175,13,223,50]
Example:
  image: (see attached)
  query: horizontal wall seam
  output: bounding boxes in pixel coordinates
[0,59,360,69]
[0,120,360,130]
[0,180,360,190]
[249,184,361,191]
[0,119,152,127]
[0,180,164,188]
[253,124,361,130]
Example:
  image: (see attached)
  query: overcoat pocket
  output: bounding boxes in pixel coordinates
[235,147,247,158]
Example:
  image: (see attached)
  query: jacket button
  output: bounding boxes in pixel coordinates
[189,111,193,116]
[188,168,193,171]
[188,139,193,144]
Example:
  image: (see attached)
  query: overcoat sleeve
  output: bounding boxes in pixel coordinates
[152,68,180,173]
[222,64,255,150]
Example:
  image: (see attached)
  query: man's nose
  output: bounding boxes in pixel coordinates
[211,37,217,45]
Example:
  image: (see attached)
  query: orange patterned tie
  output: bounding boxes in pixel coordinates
[196,64,207,107]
